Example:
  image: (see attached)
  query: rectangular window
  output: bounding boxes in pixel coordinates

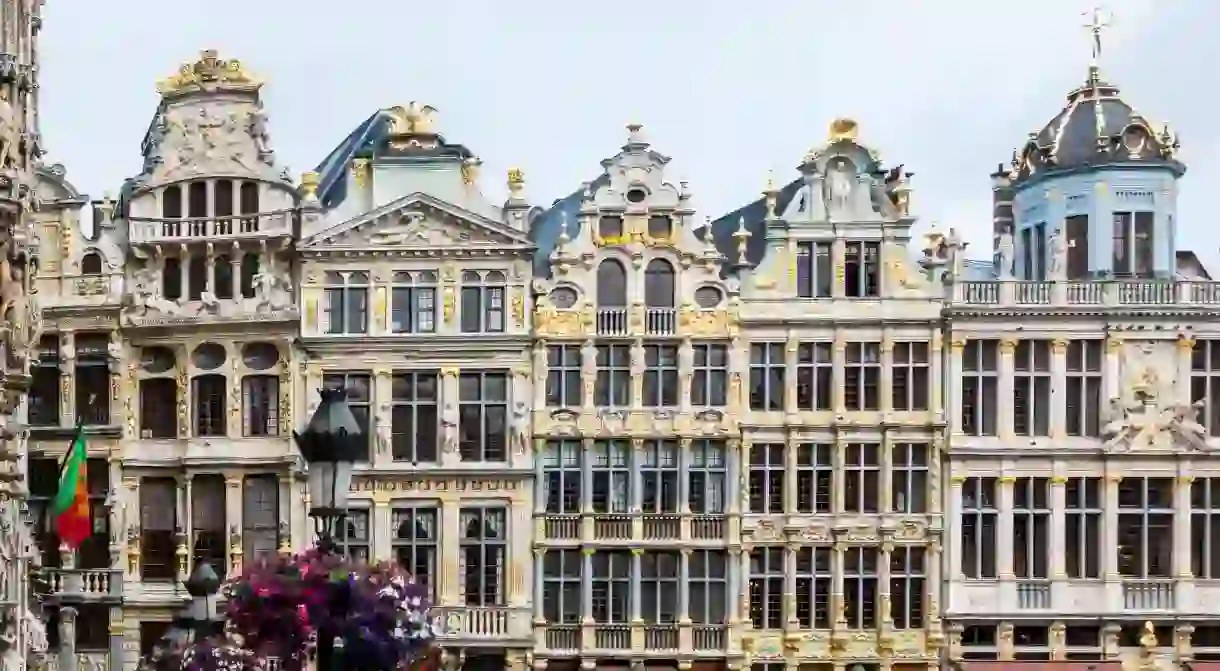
[844,241,881,298]
[1112,211,1156,277]
[323,373,372,461]
[640,440,679,513]
[642,344,680,408]
[890,547,925,630]
[640,551,680,623]
[845,342,881,411]
[542,549,583,624]
[687,550,727,624]
[390,271,437,334]
[1065,214,1089,279]
[1013,340,1052,437]
[29,336,59,427]
[545,345,582,408]
[1065,477,1102,579]
[242,375,279,437]
[795,443,832,514]
[190,475,226,578]
[591,551,633,623]
[1191,340,1220,436]
[460,274,506,333]
[323,271,369,335]
[339,509,371,563]
[891,442,928,514]
[748,443,784,514]
[961,340,999,436]
[140,377,178,439]
[793,546,832,629]
[1133,211,1154,276]
[1013,477,1050,579]
[392,507,438,599]
[140,477,178,581]
[1117,478,1173,577]
[458,371,508,462]
[1191,478,1220,579]
[542,440,582,514]
[843,547,879,629]
[391,371,439,462]
[460,507,505,606]
[29,458,109,569]
[74,335,110,426]
[691,343,728,407]
[192,374,227,437]
[844,443,880,514]
[892,342,930,411]
[1066,340,1103,437]
[242,474,279,563]
[962,477,998,578]
[795,241,833,298]
[1033,222,1047,280]
[595,344,631,407]
[1021,226,1034,279]
[795,342,833,411]
[749,343,785,411]
[591,440,631,513]
[748,547,784,630]
[688,439,726,514]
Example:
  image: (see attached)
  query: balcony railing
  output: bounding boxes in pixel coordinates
[952,280,1220,308]
[41,568,123,602]
[128,210,294,245]
[1015,579,1051,609]
[431,606,530,641]
[644,625,679,651]
[595,307,678,336]
[38,651,110,671]
[593,625,632,651]
[539,513,729,542]
[1123,579,1175,610]
[539,623,729,654]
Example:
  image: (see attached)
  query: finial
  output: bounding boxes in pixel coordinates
[732,215,752,266]
[507,167,525,200]
[387,102,439,136]
[828,118,859,142]
[1082,6,1112,80]
[461,156,483,186]
[300,171,320,202]
[624,123,648,150]
[557,212,571,244]
[764,169,777,194]
[155,49,260,98]
[763,170,779,219]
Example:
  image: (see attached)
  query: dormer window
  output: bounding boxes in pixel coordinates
[80,252,103,275]
[598,216,624,241]
[844,242,881,298]
[647,215,672,240]
[626,188,647,204]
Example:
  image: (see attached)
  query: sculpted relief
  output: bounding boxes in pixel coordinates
[122,255,294,325]
[1102,339,1209,451]
[146,101,280,183]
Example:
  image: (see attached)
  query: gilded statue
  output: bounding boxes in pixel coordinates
[0,89,17,171]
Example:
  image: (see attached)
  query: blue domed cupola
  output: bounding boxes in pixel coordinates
[995,21,1184,281]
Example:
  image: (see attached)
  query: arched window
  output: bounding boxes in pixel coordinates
[643,259,676,308]
[596,259,628,307]
[80,252,103,275]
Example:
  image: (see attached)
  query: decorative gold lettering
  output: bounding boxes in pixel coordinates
[349,477,520,492]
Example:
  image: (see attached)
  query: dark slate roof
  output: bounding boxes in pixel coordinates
[704,178,804,277]
[528,173,610,277]
[312,110,476,211]
[1014,69,1184,184]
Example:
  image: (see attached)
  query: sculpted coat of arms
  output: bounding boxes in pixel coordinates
[1101,340,1209,451]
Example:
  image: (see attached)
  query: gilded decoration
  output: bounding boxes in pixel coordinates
[386,102,438,136]
[300,171,320,201]
[533,305,585,338]
[351,159,371,189]
[155,49,260,97]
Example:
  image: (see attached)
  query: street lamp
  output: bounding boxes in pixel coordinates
[293,387,363,550]
[166,563,223,645]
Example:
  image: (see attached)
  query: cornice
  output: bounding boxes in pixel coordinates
[300,245,533,260]
[299,334,532,356]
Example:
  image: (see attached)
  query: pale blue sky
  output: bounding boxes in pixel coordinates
[36,0,1217,262]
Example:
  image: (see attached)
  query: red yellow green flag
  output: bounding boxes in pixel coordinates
[52,427,90,550]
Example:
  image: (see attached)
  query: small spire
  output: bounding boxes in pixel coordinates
[624,123,649,151]
[701,216,718,255]
[1082,6,1112,84]
[763,170,779,219]
[732,215,752,267]
[557,211,571,245]
[507,167,525,200]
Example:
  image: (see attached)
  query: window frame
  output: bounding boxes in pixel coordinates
[457,370,509,462]
[390,371,440,463]
[323,270,370,335]
[390,270,438,334]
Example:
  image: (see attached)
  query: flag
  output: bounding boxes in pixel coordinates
[52,426,90,550]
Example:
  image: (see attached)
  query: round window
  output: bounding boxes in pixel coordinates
[549,287,579,309]
[140,346,177,374]
[242,342,280,371]
[191,342,227,370]
[694,286,723,308]
[626,188,647,204]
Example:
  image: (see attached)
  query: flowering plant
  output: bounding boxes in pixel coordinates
[136,549,434,671]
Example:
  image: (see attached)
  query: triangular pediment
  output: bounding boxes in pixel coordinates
[301,192,532,249]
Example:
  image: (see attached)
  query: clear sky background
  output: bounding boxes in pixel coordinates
[36,0,1217,263]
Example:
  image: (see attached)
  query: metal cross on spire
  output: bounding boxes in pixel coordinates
[1083,5,1112,65]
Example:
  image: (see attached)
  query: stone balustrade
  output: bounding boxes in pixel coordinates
[128,210,294,245]
[952,279,1220,307]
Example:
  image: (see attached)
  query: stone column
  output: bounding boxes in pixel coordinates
[277,473,294,553]
[1175,475,1194,580]
[878,531,894,629]
[1050,474,1068,606]
[109,608,125,671]
[784,540,798,629]
[533,548,546,621]
[224,475,241,575]
[678,548,691,622]
[629,548,643,622]
[372,368,392,466]
[783,436,797,514]
[440,499,460,605]
[998,339,1017,439]
[948,338,965,434]
[371,493,392,563]
[1177,337,1195,404]
[833,339,847,413]
[931,329,945,420]
[833,435,846,514]
[997,475,1016,609]
[831,238,847,299]
[880,335,894,414]
[581,548,595,622]
[58,606,77,671]
[440,368,460,467]
[1050,339,1068,439]
[880,429,894,513]
[784,336,798,414]
[678,438,691,515]
[1103,337,1122,403]
[59,331,74,427]
[1103,473,1122,609]
[947,476,965,581]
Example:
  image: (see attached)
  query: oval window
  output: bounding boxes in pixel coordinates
[626,188,647,204]
[191,342,227,370]
[242,342,280,371]
[140,346,177,374]
[549,287,579,309]
[694,286,723,308]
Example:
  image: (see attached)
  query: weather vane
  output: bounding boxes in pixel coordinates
[1083,5,1112,65]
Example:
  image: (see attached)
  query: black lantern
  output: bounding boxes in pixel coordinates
[167,563,224,644]
[294,387,363,548]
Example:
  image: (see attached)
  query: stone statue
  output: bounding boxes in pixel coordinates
[125,266,178,317]
[371,211,429,245]
[510,401,529,455]
[441,402,459,454]
[106,332,122,364]
[1169,401,1209,449]
[996,230,1015,279]
[1047,227,1067,280]
[0,89,16,171]
[824,158,854,214]
[376,402,392,454]
[1101,397,1128,441]
[248,103,274,162]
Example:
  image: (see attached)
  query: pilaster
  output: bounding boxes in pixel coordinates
[949,339,965,434]
[998,338,1017,439]
[1050,339,1068,439]
[224,475,242,575]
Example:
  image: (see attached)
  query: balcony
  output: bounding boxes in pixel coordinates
[40,568,122,604]
[952,279,1220,308]
[539,623,729,655]
[1015,579,1051,609]
[431,606,531,643]
[37,651,110,671]
[538,513,729,543]
[1123,579,1175,610]
[596,307,677,337]
[128,210,294,245]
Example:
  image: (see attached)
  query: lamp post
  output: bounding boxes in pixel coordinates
[293,386,362,671]
[166,563,223,645]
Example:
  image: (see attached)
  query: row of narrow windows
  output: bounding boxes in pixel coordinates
[161,179,260,219]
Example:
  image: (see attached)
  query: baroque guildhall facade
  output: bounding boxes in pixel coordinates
[19,21,1220,671]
